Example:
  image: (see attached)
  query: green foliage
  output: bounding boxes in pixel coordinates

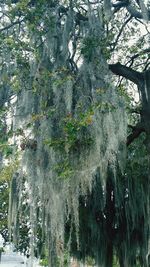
[0,160,19,182]
[81,37,100,60]
[0,144,13,158]
[63,113,91,146]
[40,258,48,266]
[54,160,73,180]
[117,84,132,104]
[43,138,65,149]
[55,249,70,267]
[95,101,116,112]
[81,36,111,60]
[112,255,119,267]
[0,180,9,241]
[85,256,95,265]
[44,107,94,151]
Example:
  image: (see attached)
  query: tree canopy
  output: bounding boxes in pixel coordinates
[0,0,149,267]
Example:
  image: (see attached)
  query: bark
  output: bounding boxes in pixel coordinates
[112,0,150,20]
[105,170,115,267]
[105,242,113,267]
[110,63,150,146]
[127,123,145,146]
[109,63,143,85]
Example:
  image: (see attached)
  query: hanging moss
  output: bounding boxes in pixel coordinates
[5,2,136,267]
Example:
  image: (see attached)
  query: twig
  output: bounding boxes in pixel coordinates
[111,15,132,51]
[0,18,24,33]
[126,47,150,67]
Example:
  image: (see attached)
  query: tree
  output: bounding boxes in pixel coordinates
[0,0,149,267]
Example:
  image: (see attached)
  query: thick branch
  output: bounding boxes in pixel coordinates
[126,3,150,20]
[109,62,143,85]
[112,0,150,20]
[127,123,145,146]
[113,0,129,12]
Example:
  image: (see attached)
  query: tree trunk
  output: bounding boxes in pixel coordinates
[104,169,115,267]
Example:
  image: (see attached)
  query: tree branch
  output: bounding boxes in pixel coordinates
[111,15,132,51]
[127,123,145,146]
[112,0,150,20]
[109,62,143,85]
[126,47,150,66]
[0,18,24,33]
[112,0,129,12]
